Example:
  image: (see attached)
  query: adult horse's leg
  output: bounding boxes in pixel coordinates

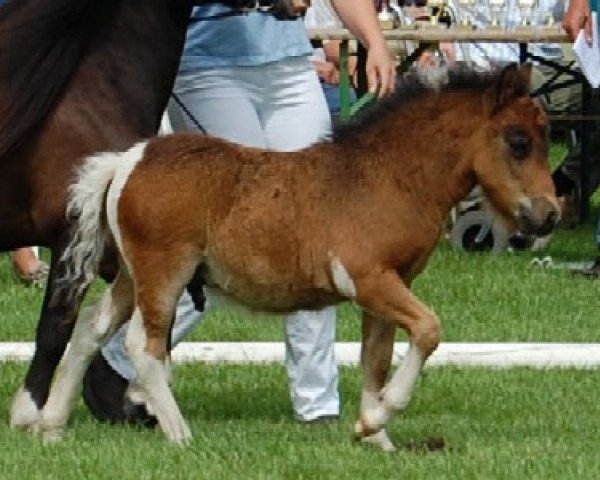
[354,270,440,449]
[357,313,397,452]
[10,244,84,430]
[38,270,134,441]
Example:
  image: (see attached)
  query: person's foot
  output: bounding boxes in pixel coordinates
[571,256,600,278]
[301,414,339,425]
[82,354,157,427]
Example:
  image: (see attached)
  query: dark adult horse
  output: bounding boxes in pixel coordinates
[1,0,195,430]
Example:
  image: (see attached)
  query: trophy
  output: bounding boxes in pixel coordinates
[377,0,399,30]
[456,0,477,30]
[425,0,451,27]
[487,0,506,29]
[516,0,537,29]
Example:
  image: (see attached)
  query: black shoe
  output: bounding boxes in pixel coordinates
[82,353,157,428]
[302,415,339,425]
[572,256,600,279]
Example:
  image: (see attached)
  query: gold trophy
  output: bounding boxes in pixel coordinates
[424,0,450,28]
[487,0,506,29]
[378,0,397,30]
[516,0,537,31]
[456,0,477,30]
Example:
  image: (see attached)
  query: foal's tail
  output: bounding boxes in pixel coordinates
[52,151,122,305]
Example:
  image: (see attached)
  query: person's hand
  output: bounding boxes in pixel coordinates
[562,0,592,43]
[365,41,397,99]
[312,60,340,85]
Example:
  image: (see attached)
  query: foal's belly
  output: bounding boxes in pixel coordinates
[204,258,336,313]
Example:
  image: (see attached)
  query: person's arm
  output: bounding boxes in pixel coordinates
[329,0,396,98]
[563,0,592,42]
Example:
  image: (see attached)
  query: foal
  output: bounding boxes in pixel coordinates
[41,64,558,448]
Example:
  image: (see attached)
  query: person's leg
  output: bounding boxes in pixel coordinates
[259,57,340,421]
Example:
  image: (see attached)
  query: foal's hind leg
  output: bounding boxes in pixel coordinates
[124,254,197,444]
[38,271,134,441]
[354,270,440,449]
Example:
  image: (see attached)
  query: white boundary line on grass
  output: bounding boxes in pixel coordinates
[2,342,600,368]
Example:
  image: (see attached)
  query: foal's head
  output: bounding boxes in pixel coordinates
[471,64,559,236]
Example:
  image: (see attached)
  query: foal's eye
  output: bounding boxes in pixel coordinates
[504,126,532,160]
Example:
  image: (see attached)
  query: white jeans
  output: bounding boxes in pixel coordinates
[102,56,339,421]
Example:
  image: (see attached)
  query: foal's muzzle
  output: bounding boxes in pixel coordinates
[517,197,560,236]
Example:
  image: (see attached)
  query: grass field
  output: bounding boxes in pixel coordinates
[2,143,600,478]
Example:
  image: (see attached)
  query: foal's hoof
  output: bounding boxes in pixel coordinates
[361,429,397,452]
[160,415,192,446]
[10,386,41,431]
[354,421,396,452]
[40,426,65,444]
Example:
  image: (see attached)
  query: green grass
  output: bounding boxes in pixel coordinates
[0,363,599,479]
[2,142,600,478]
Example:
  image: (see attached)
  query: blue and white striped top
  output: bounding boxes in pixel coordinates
[450,0,565,68]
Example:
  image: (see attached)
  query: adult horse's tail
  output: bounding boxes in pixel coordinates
[51,152,122,305]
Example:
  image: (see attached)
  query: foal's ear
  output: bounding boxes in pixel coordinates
[485,63,532,115]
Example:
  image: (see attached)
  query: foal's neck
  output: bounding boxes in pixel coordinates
[350,91,480,219]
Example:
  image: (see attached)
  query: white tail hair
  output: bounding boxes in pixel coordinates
[52,151,122,305]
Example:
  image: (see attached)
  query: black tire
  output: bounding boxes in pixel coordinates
[450,210,509,253]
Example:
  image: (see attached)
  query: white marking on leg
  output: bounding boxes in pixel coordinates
[329,254,356,298]
[360,343,424,435]
[10,387,40,431]
[361,429,397,452]
[126,308,191,444]
[382,343,424,411]
[40,291,119,441]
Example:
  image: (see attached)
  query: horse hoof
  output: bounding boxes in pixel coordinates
[158,414,192,445]
[41,426,65,444]
[10,386,41,430]
[360,429,397,452]
[354,405,390,440]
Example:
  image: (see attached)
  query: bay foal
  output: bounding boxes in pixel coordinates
[41,64,558,448]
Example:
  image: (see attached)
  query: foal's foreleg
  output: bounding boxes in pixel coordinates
[357,313,397,451]
[355,270,440,447]
[38,271,134,441]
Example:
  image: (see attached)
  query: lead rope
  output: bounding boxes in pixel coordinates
[170,92,207,134]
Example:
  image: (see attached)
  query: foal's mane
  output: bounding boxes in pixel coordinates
[0,0,117,159]
[333,65,504,143]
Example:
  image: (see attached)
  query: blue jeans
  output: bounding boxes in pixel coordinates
[322,82,356,116]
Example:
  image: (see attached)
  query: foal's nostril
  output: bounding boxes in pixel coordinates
[539,210,560,235]
[537,209,559,236]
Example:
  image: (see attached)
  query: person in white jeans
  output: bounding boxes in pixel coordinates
[82,1,395,426]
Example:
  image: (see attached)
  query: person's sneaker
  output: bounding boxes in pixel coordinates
[82,353,157,427]
[571,256,600,279]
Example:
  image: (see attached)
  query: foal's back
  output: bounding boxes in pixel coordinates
[114,133,345,310]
